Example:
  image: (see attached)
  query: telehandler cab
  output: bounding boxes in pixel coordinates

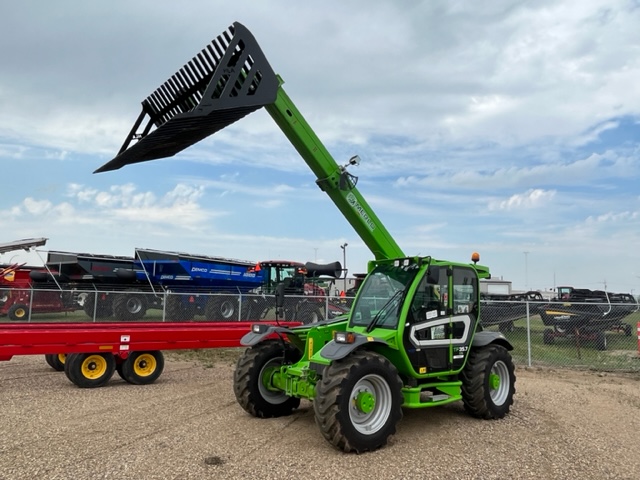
[96,22,516,453]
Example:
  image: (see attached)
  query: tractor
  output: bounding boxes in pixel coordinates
[96,22,516,452]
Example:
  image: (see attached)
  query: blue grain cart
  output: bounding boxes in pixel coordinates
[133,248,265,320]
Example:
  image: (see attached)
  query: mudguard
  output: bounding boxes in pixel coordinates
[472,330,513,351]
[320,333,388,361]
[240,324,297,346]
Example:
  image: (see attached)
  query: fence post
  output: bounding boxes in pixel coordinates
[637,322,640,358]
[28,287,34,322]
[526,301,532,367]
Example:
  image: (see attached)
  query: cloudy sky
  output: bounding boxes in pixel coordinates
[1,1,640,294]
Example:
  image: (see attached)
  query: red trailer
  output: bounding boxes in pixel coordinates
[0,320,300,388]
[0,263,80,320]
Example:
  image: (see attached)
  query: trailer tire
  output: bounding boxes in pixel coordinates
[623,324,632,337]
[119,351,164,385]
[83,294,112,319]
[314,350,404,453]
[7,303,29,321]
[113,292,147,321]
[166,295,195,321]
[543,329,555,344]
[205,294,239,321]
[44,353,66,372]
[461,345,515,420]
[64,353,116,388]
[234,340,302,418]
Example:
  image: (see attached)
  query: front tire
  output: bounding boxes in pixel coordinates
[234,340,302,418]
[64,353,116,388]
[314,351,403,453]
[461,345,515,419]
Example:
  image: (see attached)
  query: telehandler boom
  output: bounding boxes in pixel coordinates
[97,22,515,453]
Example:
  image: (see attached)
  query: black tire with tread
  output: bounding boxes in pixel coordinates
[119,351,164,385]
[7,303,28,321]
[83,294,112,319]
[297,304,323,324]
[205,294,239,321]
[64,352,116,388]
[461,345,515,419]
[44,353,66,371]
[313,351,404,453]
[234,340,302,418]
[165,295,194,321]
[112,292,147,321]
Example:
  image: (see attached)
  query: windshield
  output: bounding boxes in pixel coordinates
[350,263,419,329]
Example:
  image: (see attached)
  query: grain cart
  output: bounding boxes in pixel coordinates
[132,249,345,322]
[95,22,515,452]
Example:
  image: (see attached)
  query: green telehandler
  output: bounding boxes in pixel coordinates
[96,22,516,453]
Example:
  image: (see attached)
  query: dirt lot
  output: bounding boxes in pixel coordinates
[1,350,639,480]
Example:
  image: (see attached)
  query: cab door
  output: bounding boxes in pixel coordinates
[403,265,478,374]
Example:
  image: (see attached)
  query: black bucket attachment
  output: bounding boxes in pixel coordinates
[95,22,278,173]
[304,261,343,279]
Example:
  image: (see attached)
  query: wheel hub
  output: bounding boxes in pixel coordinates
[489,372,500,390]
[355,391,375,414]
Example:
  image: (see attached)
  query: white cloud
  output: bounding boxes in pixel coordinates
[489,189,556,211]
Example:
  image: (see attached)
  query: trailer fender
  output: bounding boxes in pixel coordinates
[472,331,513,351]
[240,324,298,346]
[320,334,388,361]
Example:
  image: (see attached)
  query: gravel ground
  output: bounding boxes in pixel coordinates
[1,351,639,480]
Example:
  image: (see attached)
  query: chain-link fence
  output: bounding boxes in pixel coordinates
[480,298,640,372]
[0,287,350,324]
[2,287,638,371]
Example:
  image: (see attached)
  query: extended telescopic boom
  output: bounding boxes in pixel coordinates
[95,22,404,262]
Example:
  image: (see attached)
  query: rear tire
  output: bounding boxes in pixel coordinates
[314,351,403,453]
[461,345,515,419]
[234,340,301,418]
[64,353,116,388]
[44,353,66,372]
[119,351,164,385]
[623,324,632,337]
[543,328,555,344]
